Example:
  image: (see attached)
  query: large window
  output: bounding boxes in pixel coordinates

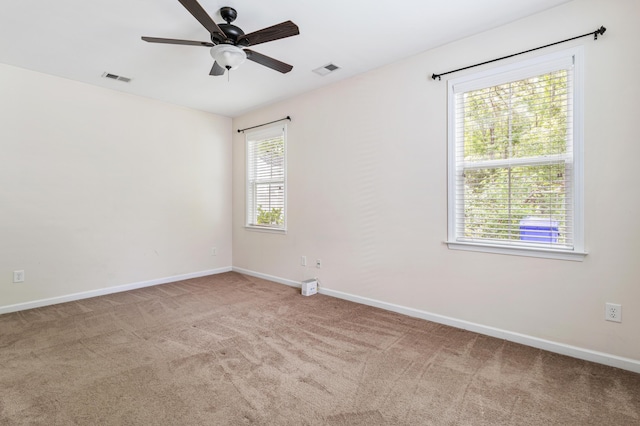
[246,123,286,231]
[447,48,585,260]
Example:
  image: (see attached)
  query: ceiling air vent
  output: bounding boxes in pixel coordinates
[102,72,132,83]
[312,63,341,76]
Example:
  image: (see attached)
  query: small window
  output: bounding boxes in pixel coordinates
[447,48,585,260]
[245,123,287,231]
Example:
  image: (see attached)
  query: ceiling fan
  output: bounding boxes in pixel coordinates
[142,0,299,76]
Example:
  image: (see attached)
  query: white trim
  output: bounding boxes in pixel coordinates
[0,267,232,315]
[232,266,301,288]
[232,267,640,374]
[243,225,287,235]
[446,240,587,261]
[571,47,585,251]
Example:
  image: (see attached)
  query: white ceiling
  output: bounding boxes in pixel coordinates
[0,0,570,117]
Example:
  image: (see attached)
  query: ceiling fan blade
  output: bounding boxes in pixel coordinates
[142,36,213,47]
[245,49,293,74]
[177,0,225,39]
[238,21,299,47]
[210,61,226,76]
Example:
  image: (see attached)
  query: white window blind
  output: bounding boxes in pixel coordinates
[246,124,286,230]
[447,49,585,259]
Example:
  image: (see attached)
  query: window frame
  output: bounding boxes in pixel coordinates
[446,47,586,261]
[245,123,287,233]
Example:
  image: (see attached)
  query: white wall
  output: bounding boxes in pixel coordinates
[232,0,640,364]
[0,64,232,309]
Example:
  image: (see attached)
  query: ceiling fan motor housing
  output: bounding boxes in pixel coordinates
[212,23,246,45]
[210,7,248,45]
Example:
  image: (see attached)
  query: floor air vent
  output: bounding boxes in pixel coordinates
[102,72,132,83]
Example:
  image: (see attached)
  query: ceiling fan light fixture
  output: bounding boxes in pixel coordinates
[210,44,247,70]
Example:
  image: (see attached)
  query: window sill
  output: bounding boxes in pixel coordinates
[445,241,587,261]
[245,225,287,235]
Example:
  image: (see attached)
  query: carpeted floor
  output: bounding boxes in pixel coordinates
[1,272,638,425]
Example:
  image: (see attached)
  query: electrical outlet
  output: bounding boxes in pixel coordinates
[211,247,217,256]
[13,270,25,283]
[316,259,321,269]
[605,303,622,323]
[301,256,307,266]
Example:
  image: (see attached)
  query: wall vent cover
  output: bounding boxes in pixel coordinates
[102,72,132,83]
[312,63,341,76]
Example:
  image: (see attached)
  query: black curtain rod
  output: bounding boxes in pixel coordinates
[432,25,606,81]
[237,116,291,133]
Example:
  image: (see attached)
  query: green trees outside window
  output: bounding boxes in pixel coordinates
[246,124,286,230]
[455,69,573,245]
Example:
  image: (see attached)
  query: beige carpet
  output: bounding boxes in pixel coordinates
[1,272,638,425]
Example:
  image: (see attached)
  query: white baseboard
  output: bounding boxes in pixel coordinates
[0,266,232,315]
[233,267,640,374]
[232,267,301,288]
